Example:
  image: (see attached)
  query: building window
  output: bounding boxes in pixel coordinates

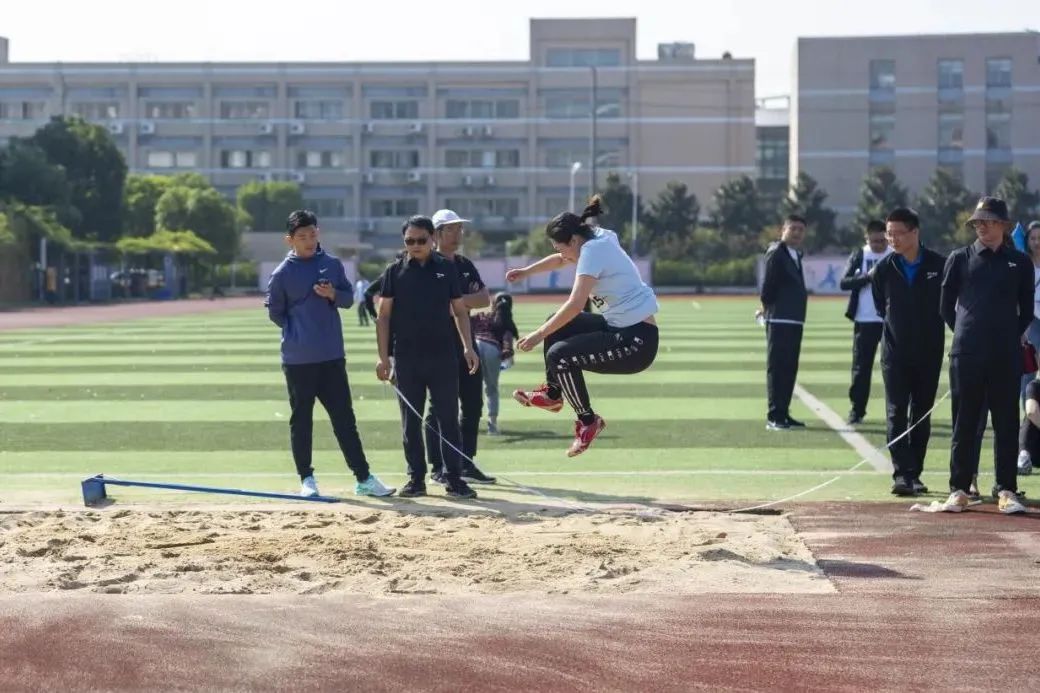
[294,100,344,120]
[986,117,1011,150]
[756,129,789,181]
[869,113,894,150]
[143,102,197,119]
[296,150,346,169]
[444,198,520,219]
[305,199,346,218]
[445,99,521,119]
[543,197,570,216]
[869,59,895,102]
[938,59,963,90]
[369,199,420,217]
[219,150,272,168]
[70,102,120,120]
[544,93,622,119]
[369,150,420,169]
[986,58,1012,88]
[938,112,964,150]
[445,149,520,168]
[370,100,419,119]
[0,101,46,120]
[546,48,622,67]
[219,101,271,119]
[146,150,198,169]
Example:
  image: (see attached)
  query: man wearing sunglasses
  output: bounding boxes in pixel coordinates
[940,197,1032,514]
[375,215,480,499]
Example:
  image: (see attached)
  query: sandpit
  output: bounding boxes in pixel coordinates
[0,508,834,595]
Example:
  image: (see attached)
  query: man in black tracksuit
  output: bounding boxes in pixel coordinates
[425,209,495,485]
[871,208,946,496]
[375,215,480,500]
[941,197,1032,511]
[840,219,891,425]
[759,214,808,430]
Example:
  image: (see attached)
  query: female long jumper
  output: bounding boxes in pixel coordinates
[508,197,660,456]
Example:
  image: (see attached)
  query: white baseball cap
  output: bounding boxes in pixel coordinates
[431,209,471,228]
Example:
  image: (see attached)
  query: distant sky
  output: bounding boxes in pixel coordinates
[2,0,1037,98]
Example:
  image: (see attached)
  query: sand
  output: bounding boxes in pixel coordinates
[0,507,834,595]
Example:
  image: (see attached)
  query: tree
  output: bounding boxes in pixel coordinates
[993,168,1040,223]
[30,116,127,242]
[915,168,975,249]
[236,180,304,231]
[778,172,838,252]
[597,171,643,237]
[708,175,773,255]
[642,181,700,256]
[123,175,172,237]
[155,186,242,262]
[854,166,908,234]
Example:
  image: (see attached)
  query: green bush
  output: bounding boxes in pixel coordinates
[358,260,388,281]
[211,261,259,289]
[652,256,757,287]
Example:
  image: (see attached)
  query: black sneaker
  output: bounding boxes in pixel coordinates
[461,463,496,485]
[430,469,447,485]
[398,478,427,498]
[785,417,807,428]
[766,419,791,431]
[846,412,864,425]
[912,478,929,494]
[444,478,478,500]
[891,477,916,496]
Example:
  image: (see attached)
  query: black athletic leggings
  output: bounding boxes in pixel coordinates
[543,312,659,418]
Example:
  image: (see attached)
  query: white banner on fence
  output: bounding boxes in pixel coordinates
[259,259,358,292]
[755,255,847,295]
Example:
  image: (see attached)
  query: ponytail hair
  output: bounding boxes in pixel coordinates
[545,195,602,244]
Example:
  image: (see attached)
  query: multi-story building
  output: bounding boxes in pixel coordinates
[792,32,1040,224]
[0,19,754,259]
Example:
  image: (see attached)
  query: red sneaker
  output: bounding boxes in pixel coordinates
[567,416,606,457]
[513,384,564,413]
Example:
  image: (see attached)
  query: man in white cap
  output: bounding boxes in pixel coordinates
[425,209,497,485]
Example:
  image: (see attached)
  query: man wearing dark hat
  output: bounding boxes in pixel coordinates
[940,197,1032,514]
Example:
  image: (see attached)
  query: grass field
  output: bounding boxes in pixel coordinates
[2,296,1036,508]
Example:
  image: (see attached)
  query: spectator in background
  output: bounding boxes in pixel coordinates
[354,276,371,326]
[472,292,520,435]
[840,219,892,425]
[757,215,809,431]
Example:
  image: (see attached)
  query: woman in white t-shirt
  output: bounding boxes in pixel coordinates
[506,197,660,457]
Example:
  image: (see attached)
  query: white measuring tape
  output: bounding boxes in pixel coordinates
[385,368,955,517]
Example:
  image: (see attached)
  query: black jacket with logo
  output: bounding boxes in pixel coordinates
[871,247,946,364]
[759,241,807,323]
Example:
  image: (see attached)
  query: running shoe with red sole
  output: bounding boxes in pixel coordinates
[513,384,564,413]
[567,416,606,457]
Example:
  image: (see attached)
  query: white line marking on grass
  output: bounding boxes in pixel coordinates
[13,469,883,479]
[793,383,891,474]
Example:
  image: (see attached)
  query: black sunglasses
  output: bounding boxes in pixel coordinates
[404,237,429,246]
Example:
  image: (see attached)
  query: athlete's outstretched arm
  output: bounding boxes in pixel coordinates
[506,253,571,283]
[516,274,596,352]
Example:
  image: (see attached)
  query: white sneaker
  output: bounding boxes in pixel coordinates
[998,490,1027,515]
[355,474,395,497]
[1018,450,1033,476]
[300,476,320,498]
[941,490,972,512]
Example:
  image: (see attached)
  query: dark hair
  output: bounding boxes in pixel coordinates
[286,209,318,235]
[401,215,435,235]
[886,207,920,230]
[783,214,807,228]
[491,292,519,340]
[545,196,603,244]
[865,220,886,235]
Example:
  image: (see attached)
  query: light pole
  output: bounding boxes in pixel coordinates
[626,170,639,257]
[569,161,583,212]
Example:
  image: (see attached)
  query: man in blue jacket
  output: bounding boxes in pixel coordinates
[265,209,394,499]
